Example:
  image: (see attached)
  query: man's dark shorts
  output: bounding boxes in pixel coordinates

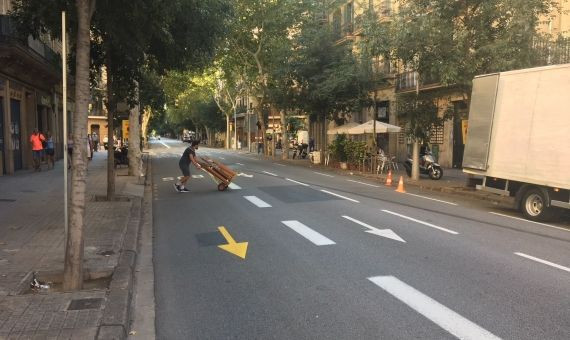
[32,150,42,160]
[179,161,190,177]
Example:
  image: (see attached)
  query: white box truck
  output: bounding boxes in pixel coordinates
[463,64,570,221]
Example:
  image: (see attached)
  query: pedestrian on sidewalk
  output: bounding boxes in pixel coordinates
[67,133,74,169]
[29,128,45,171]
[175,140,202,193]
[45,131,55,169]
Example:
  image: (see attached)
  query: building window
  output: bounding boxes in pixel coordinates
[344,2,354,34]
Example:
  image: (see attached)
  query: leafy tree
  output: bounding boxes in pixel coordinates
[290,19,369,154]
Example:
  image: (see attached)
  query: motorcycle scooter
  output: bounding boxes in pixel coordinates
[403,151,443,180]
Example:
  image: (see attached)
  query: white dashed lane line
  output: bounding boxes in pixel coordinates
[368,276,501,340]
[405,193,458,206]
[159,141,171,149]
[313,171,334,178]
[243,195,271,208]
[286,178,309,187]
[262,171,278,177]
[347,179,381,188]
[281,220,336,246]
[489,212,569,232]
[381,210,458,235]
[320,190,359,203]
[228,183,242,190]
[515,252,570,273]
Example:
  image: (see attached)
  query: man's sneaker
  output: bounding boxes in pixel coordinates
[173,183,181,192]
[180,187,190,193]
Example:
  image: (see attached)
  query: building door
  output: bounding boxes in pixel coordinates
[452,101,468,168]
[0,98,4,174]
[10,99,22,170]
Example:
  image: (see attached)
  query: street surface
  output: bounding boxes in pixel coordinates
[151,138,570,340]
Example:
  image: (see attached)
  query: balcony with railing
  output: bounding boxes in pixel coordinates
[395,71,441,92]
[0,14,60,67]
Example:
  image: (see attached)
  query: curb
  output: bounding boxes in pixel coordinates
[97,157,150,340]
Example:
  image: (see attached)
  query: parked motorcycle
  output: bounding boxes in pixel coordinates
[292,143,308,159]
[403,151,443,180]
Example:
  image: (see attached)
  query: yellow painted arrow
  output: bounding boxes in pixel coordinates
[217,226,248,259]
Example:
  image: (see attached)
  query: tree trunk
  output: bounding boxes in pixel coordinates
[256,106,266,156]
[63,0,94,291]
[141,106,151,149]
[106,60,115,201]
[225,115,230,149]
[412,141,420,181]
[281,110,288,160]
[128,99,141,176]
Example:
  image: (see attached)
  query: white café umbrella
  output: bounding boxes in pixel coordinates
[327,122,360,135]
[347,120,401,134]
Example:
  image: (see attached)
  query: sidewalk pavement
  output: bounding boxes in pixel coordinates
[0,151,146,339]
[237,149,515,206]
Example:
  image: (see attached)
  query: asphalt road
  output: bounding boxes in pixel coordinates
[151,138,570,340]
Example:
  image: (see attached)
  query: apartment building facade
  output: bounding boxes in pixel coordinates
[0,0,71,175]
[325,0,570,168]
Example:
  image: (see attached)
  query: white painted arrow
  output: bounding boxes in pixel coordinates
[342,215,406,243]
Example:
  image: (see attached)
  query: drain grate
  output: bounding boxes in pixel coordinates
[67,298,104,311]
[0,199,16,202]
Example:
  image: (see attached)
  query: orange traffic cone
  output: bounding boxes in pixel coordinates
[395,176,406,193]
[385,170,393,186]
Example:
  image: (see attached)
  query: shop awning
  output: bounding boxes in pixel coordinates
[327,122,360,135]
[347,120,401,134]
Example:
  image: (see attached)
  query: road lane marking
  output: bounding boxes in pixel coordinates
[405,193,458,206]
[228,183,242,190]
[192,175,204,179]
[286,178,309,187]
[514,252,570,273]
[281,220,336,246]
[262,171,278,177]
[347,179,380,188]
[219,157,226,160]
[489,212,569,232]
[368,276,501,340]
[314,171,334,177]
[275,163,286,167]
[162,177,174,181]
[381,210,459,235]
[218,226,248,259]
[321,190,359,203]
[236,162,244,166]
[159,141,171,149]
[244,195,271,208]
[342,216,405,243]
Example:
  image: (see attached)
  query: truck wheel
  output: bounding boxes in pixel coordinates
[521,188,556,221]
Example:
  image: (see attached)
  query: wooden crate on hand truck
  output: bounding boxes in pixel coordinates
[197,157,237,191]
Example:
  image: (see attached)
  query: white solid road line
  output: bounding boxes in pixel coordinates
[347,179,380,188]
[244,195,271,208]
[382,210,459,235]
[514,252,570,273]
[281,220,336,246]
[314,171,334,177]
[489,212,569,232]
[286,178,309,187]
[342,215,406,243]
[228,183,242,190]
[406,193,458,206]
[321,190,360,203]
[159,141,171,149]
[368,276,501,340]
[262,171,278,177]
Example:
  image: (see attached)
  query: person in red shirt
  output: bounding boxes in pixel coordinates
[29,128,45,171]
